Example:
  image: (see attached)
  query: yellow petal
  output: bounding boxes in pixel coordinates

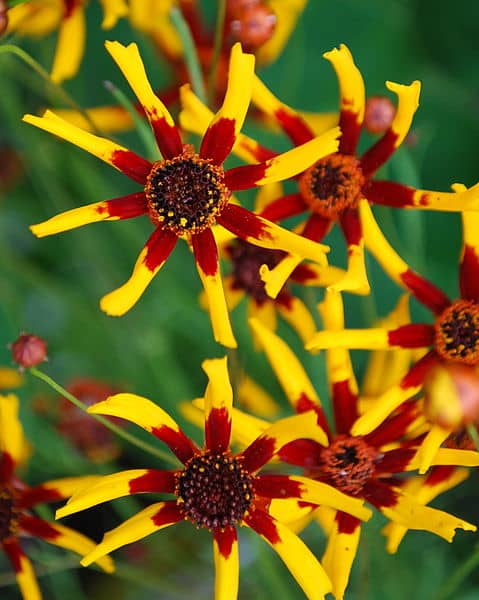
[7,2,61,35]
[4,542,42,600]
[0,394,25,466]
[213,529,239,600]
[0,367,22,390]
[385,80,421,149]
[81,502,180,566]
[52,105,133,134]
[328,241,370,295]
[306,328,390,353]
[277,296,317,345]
[249,318,322,409]
[414,425,454,475]
[43,522,114,573]
[38,475,102,501]
[99,0,128,29]
[56,470,152,518]
[50,6,85,83]
[322,517,361,600]
[323,44,365,126]
[238,375,279,417]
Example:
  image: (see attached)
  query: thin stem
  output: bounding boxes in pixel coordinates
[207,0,227,103]
[466,423,479,452]
[103,80,159,161]
[0,45,99,134]
[29,367,178,466]
[170,6,206,103]
[437,544,479,600]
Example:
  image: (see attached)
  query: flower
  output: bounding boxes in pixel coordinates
[55,356,372,600]
[306,197,479,470]
[6,0,128,83]
[185,43,479,299]
[0,393,112,599]
[24,41,338,348]
[244,305,478,599]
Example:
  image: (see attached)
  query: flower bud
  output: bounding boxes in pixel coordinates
[424,363,479,428]
[11,334,47,369]
[228,2,277,52]
[363,96,396,134]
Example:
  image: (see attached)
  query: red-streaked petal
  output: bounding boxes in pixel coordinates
[360,80,420,176]
[460,207,479,302]
[23,110,152,184]
[202,357,233,453]
[277,439,323,468]
[323,44,365,155]
[87,393,198,463]
[387,324,435,348]
[245,508,332,600]
[213,527,239,600]
[30,192,148,238]
[18,475,101,509]
[2,538,41,600]
[239,410,328,473]
[374,448,417,474]
[200,44,255,164]
[0,394,25,475]
[100,227,177,316]
[259,193,308,222]
[193,230,236,348]
[332,380,359,436]
[81,501,183,567]
[400,270,451,315]
[0,452,15,485]
[105,41,182,159]
[365,401,420,447]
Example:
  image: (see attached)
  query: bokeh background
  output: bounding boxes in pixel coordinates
[1,0,479,598]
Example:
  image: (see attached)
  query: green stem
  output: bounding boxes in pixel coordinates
[437,544,479,600]
[466,423,479,452]
[103,80,159,161]
[0,44,99,133]
[169,6,206,103]
[29,367,178,466]
[207,0,227,103]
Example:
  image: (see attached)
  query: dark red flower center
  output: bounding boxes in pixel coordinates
[299,153,364,219]
[175,451,254,530]
[228,239,284,303]
[0,486,19,541]
[316,435,376,496]
[145,146,229,235]
[435,300,479,365]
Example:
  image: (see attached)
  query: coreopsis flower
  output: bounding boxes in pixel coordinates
[24,41,338,348]
[0,394,112,599]
[246,294,478,600]
[186,43,479,299]
[307,200,479,471]
[6,0,128,83]
[55,356,372,600]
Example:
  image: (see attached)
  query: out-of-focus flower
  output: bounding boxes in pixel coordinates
[6,0,128,83]
[24,41,339,348]
[0,394,113,599]
[57,378,123,462]
[0,146,23,195]
[307,200,479,472]
[56,356,372,600]
[0,367,23,391]
[239,299,478,600]
[11,333,47,369]
[187,44,479,300]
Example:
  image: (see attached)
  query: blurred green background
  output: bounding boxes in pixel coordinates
[1,0,479,598]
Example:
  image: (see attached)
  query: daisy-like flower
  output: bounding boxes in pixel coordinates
[6,0,128,83]
[244,295,478,600]
[0,394,112,600]
[23,41,339,348]
[307,195,479,470]
[184,44,479,298]
[55,356,372,600]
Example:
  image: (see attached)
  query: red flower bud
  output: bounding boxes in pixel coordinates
[11,334,48,369]
[228,3,277,52]
[363,96,396,135]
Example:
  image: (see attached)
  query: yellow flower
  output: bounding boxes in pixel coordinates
[24,41,339,348]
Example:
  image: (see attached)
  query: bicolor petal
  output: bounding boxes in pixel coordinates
[100,228,177,316]
[88,393,198,463]
[50,3,85,83]
[0,394,25,471]
[213,527,239,600]
[2,538,41,600]
[202,356,233,453]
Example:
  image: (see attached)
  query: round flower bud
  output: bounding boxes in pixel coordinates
[228,3,277,52]
[11,334,47,369]
[424,363,479,429]
[363,96,396,134]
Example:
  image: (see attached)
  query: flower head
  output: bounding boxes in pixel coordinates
[24,41,338,348]
[0,394,112,599]
[244,294,478,600]
[56,356,372,600]
[186,44,479,299]
[307,201,479,471]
